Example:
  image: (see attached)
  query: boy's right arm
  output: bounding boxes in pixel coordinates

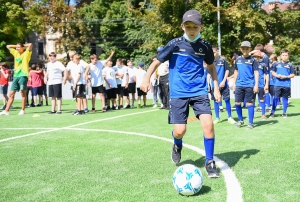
[140,59,161,92]
[6,45,16,49]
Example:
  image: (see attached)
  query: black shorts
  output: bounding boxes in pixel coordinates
[49,84,62,98]
[234,86,254,103]
[256,87,265,100]
[274,86,291,99]
[116,84,121,95]
[137,87,147,96]
[32,86,43,96]
[211,86,230,101]
[121,86,129,97]
[42,84,47,96]
[128,83,136,94]
[75,84,86,98]
[106,88,117,99]
[92,85,105,94]
[168,95,212,124]
[269,85,274,97]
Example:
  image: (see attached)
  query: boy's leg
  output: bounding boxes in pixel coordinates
[51,97,56,112]
[281,87,290,117]
[172,124,185,164]
[234,87,244,127]
[245,87,255,128]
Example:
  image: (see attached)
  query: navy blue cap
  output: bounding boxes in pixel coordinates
[138,62,145,67]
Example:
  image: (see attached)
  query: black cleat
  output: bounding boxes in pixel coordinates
[171,144,182,164]
[269,113,275,118]
[205,160,220,178]
[246,124,254,129]
[282,113,287,118]
[235,121,244,128]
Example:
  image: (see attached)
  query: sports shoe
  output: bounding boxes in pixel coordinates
[18,110,25,115]
[261,115,267,120]
[102,107,106,112]
[161,104,164,108]
[282,113,287,118]
[227,117,236,124]
[92,109,96,113]
[73,111,81,115]
[205,160,220,178]
[131,105,134,108]
[142,105,146,108]
[1,105,6,110]
[171,144,182,164]
[112,106,116,110]
[0,111,9,115]
[72,109,78,115]
[84,108,89,113]
[47,111,56,114]
[213,119,221,124]
[246,124,254,129]
[256,107,262,112]
[153,104,157,108]
[269,113,275,118]
[56,111,62,114]
[235,121,244,128]
[137,104,141,108]
[118,105,121,110]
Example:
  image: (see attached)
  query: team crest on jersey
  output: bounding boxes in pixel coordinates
[217,62,223,66]
[258,65,263,69]
[245,60,252,64]
[284,65,290,69]
[179,49,186,52]
[199,48,203,52]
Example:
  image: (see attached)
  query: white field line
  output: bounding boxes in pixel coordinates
[1,127,243,202]
[0,109,157,143]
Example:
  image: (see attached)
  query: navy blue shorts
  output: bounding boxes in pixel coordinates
[117,84,122,95]
[168,95,212,124]
[121,86,129,97]
[257,87,265,100]
[137,88,147,96]
[32,86,43,96]
[211,86,230,101]
[235,86,254,103]
[106,88,117,99]
[269,85,274,97]
[274,86,291,99]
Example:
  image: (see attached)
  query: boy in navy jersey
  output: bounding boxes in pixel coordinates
[209,45,236,124]
[252,50,269,120]
[233,41,259,129]
[269,49,294,118]
[140,10,221,178]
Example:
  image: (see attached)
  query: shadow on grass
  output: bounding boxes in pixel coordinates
[254,119,278,127]
[178,149,260,170]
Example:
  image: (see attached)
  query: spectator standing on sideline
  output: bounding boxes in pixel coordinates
[44,52,66,114]
[0,62,11,110]
[157,46,170,110]
[0,43,32,115]
[150,56,162,108]
[136,62,147,108]
[121,59,130,108]
[127,60,137,108]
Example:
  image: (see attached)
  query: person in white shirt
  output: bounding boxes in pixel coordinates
[44,52,66,114]
[65,51,90,114]
[157,47,170,110]
[103,59,118,110]
[84,52,114,112]
[127,60,137,108]
[64,54,85,115]
[121,59,130,108]
[114,58,123,109]
[136,62,147,108]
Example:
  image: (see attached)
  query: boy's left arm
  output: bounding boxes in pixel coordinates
[207,64,221,102]
[254,70,259,93]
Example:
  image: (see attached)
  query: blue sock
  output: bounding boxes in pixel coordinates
[225,99,232,118]
[282,97,288,114]
[260,100,266,115]
[265,93,270,108]
[172,131,182,147]
[248,104,254,125]
[272,97,279,113]
[204,136,215,164]
[219,101,223,107]
[235,104,243,121]
[214,101,220,119]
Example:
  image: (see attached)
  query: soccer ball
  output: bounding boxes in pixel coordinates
[172,164,204,196]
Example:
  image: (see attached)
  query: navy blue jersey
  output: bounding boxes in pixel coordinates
[234,56,259,87]
[157,37,214,98]
[261,54,273,85]
[271,61,294,87]
[257,60,268,88]
[210,58,229,88]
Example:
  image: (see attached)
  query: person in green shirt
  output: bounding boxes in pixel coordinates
[0,43,32,115]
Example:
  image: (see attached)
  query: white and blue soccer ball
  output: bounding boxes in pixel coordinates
[172,164,204,196]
